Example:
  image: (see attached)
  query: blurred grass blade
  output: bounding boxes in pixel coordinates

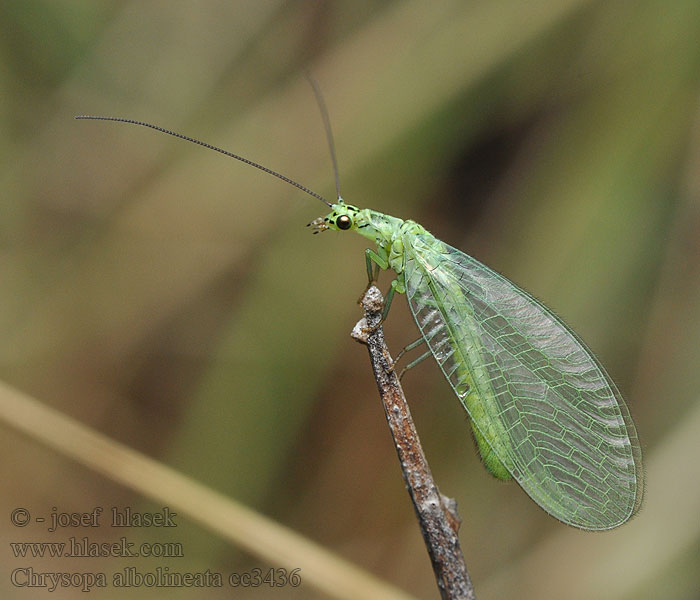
[0,380,416,600]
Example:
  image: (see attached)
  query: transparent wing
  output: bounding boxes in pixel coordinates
[403,233,643,530]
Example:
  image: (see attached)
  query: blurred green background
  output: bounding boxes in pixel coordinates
[1,1,699,599]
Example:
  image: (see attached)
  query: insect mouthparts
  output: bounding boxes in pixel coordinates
[308,216,329,234]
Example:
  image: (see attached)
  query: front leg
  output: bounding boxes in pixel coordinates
[365,248,388,284]
[358,248,390,304]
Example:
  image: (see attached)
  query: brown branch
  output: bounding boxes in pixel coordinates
[351,286,475,600]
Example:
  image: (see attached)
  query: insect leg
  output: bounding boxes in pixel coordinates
[359,248,390,304]
[398,348,433,381]
[388,336,426,373]
[365,248,387,284]
[381,279,398,321]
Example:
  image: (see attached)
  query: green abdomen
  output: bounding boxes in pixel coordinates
[450,324,513,481]
[465,389,512,481]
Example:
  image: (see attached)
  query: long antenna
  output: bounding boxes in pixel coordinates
[75,115,332,207]
[305,72,342,202]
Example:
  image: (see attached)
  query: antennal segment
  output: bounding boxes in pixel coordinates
[305,72,342,203]
[75,115,332,207]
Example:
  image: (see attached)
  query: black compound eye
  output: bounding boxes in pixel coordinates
[336,215,352,230]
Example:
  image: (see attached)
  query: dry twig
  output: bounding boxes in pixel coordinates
[352,286,475,600]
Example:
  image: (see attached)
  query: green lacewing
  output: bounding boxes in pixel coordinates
[310,200,643,529]
[77,85,642,530]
